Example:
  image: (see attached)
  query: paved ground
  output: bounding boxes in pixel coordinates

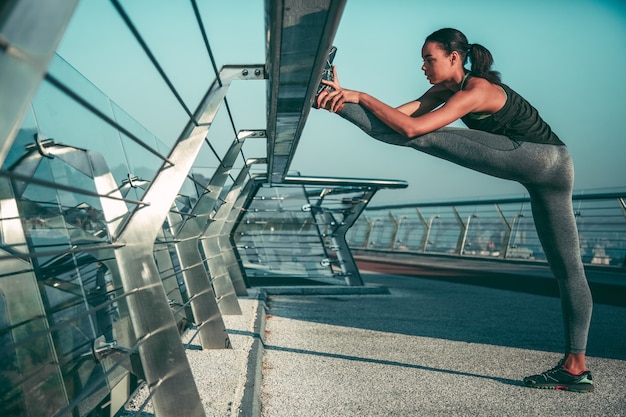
[258,272,626,417]
[121,265,626,417]
[122,298,263,417]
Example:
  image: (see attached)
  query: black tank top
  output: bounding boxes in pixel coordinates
[460,74,564,146]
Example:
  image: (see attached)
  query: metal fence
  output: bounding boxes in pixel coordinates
[1,2,267,416]
[347,192,626,268]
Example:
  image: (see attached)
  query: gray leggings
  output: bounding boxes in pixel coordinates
[340,103,593,354]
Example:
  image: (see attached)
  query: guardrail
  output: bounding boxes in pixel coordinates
[1,3,267,416]
[233,175,407,286]
[347,192,626,268]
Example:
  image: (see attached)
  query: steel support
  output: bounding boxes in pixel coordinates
[452,206,473,255]
[494,203,513,258]
[99,66,262,415]
[222,167,268,292]
[200,150,266,304]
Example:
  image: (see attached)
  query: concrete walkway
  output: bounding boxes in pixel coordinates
[255,272,626,417]
[122,268,626,416]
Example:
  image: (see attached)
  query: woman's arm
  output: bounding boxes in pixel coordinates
[396,84,451,116]
[360,91,482,137]
[319,71,495,138]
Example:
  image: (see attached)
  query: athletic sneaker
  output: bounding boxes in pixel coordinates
[312,46,337,108]
[523,360,594,393]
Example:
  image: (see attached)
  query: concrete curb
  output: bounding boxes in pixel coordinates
[234,291,267,417]
[260,285,390,296]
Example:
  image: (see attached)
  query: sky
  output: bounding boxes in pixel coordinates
[56,0,626,204]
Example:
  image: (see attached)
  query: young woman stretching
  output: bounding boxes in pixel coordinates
[316,28,594,392]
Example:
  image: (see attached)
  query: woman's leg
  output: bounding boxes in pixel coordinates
[339,103,593,358]
[526,180,593,361]
[340,103,531,181]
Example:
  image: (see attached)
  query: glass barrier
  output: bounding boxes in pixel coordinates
[0,46,259,417]
[1,153,134,416]
[234,183,335,280]
[1,1,267,415]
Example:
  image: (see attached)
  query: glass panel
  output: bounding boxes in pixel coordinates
[0,293,26,416]
[0,55,39,163]
[2,108,38,170]
[401,219,427,251]
[30,81,130,186]
[0,0,76,160]
[346,216,370,248]
[234,184,335,281]
[57,0,188,143]
[577,199,626,266]
[7,153,134,415]
[48,55,114,120]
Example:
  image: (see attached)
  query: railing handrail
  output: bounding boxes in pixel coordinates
[350,189,626,268]
[368,190,626,210]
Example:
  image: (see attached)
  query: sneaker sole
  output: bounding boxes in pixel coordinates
[312,46,337,108]
[525,383,594,393]
[316,46,337,95]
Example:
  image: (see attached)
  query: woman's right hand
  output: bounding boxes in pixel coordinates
[316,67,361,112]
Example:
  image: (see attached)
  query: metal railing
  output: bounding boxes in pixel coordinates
[0,2,377,416]
[1,2,266,416]
[233,175,407,286]
[348,192,626,268]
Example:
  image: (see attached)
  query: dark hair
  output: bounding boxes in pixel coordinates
[425,28,501,84]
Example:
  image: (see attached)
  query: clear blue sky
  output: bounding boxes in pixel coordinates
[57,0,626,204]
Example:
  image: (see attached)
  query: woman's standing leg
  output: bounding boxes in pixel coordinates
[521,155,594,391]
[525,163,593,365]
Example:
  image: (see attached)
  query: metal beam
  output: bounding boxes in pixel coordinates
[265,0,346,183]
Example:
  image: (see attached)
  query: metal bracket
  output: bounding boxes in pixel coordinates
[92,335,144,380]
[34,134,55,159]
[93,336,133,360]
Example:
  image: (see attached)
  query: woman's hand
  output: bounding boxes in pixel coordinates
[316,66,361,113]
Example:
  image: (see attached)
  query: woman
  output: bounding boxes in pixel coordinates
[316,28,594,392]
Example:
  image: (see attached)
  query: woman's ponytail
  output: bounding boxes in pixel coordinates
[468,43,501,84]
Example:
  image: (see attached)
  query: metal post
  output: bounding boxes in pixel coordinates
[388,212,405,250]
[451,206,472,255]
[416,208,439,253]
[365,217,379,249]
[176,132,262,316]
[326,189,378,286]
[494,203,513,259]
[222,168,268,293]
[201,153,265,303]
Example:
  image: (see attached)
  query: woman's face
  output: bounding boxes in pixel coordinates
[421,41,454,84]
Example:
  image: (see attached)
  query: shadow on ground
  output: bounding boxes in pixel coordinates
[260,272,626,361]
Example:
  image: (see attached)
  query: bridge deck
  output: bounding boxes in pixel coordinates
[123,264,626,416]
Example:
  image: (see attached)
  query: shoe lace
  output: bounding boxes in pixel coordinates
[538,360,567,379]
